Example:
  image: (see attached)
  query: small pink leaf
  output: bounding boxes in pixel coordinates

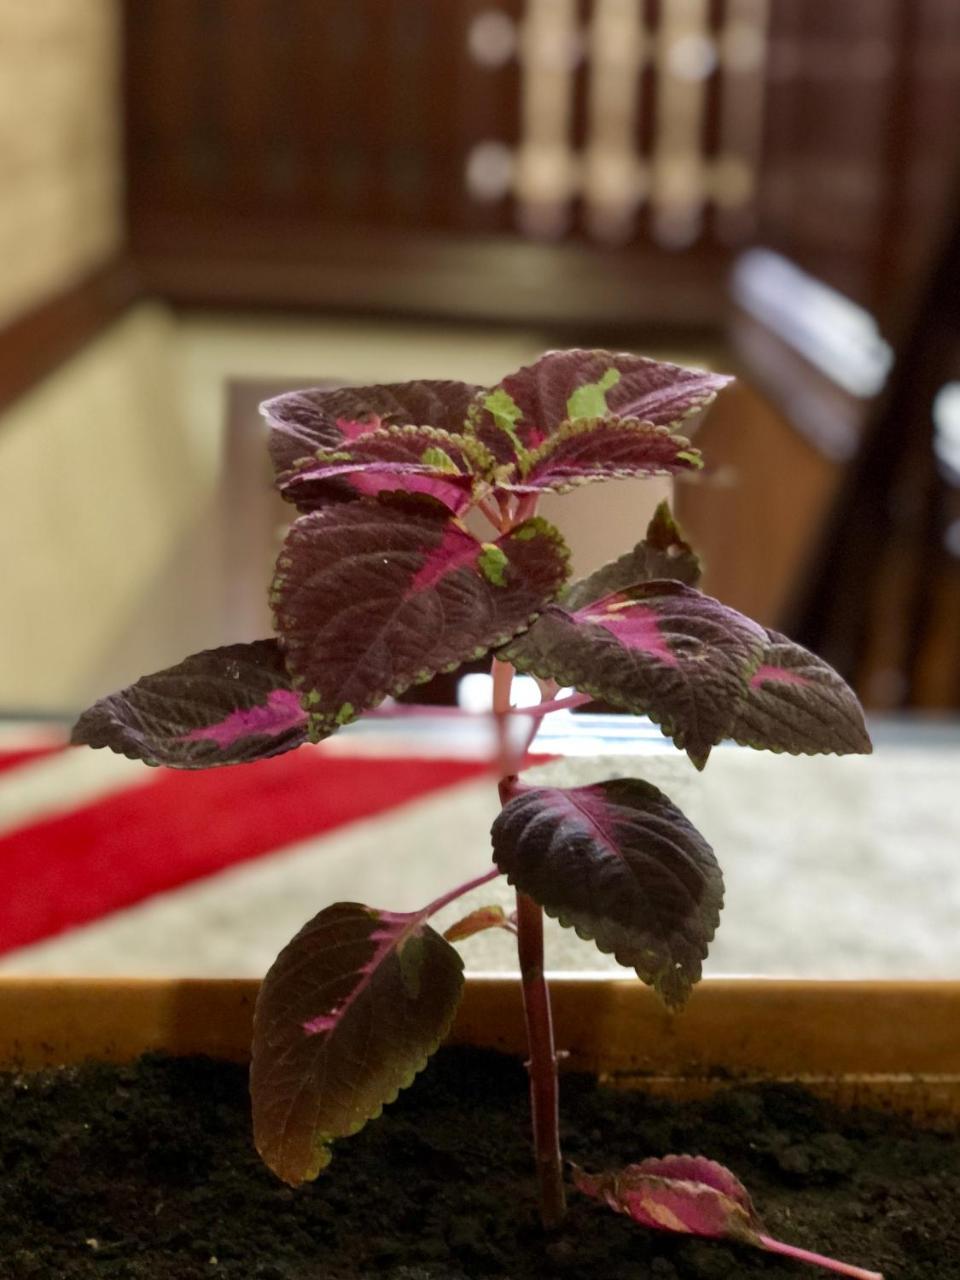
[272,497,570,738]
[443,904,515,942]
[277,425,493,515]
[467,349,730,465]
[251,902,464,1185]
[492,778,722,1007]
[70,641,309,768]
[562,501,702,608]
[497,417,702,494]
[263,379,483,478]
[573,1157,761,1241]
[502,581,766,769]
[574,1158,884,1279]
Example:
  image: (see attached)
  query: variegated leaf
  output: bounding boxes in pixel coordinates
[467,349,731,465]
[497,417,702,494]
[263,379,482,478]
[492,778,722,1007]
[502,582,766,769]
[70,641,308,768]
[272,496,570,738]
[251,902,463,1185]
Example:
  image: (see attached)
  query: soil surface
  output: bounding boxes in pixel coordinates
[1,1048,957,1279]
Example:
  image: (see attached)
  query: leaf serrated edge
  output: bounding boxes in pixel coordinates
[499,416,699,493]
[306,960,465,1176]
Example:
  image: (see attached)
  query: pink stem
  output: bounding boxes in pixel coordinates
[520,691,594,719]
[759,1236,883,1280]
[514,876,566,1229]
[476,496,507,532]
[515,493,539,523]
[423,865,502,919]
[494,660,566,1230]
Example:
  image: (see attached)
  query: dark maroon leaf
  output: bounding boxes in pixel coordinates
[272,497,570,738]
[502,582,766,769]
[574,1157,884,1278]
[277,425,493,514]
[251,902,463,1185]
[492,778,722,1007]
[70,641,308,768]
[467,350,731,464]
[263,380,483,478]
[443,904,515,942]
[497,417,702,494]
[731,629,872,757]
[562,501,702,609]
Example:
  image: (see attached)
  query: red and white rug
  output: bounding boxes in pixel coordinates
[0,728,493,964]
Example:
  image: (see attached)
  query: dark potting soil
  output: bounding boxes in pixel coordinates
[1,1049,957,1280]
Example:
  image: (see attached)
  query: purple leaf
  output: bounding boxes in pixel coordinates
[262,380,483,479]
[443,904,515,942]
[502,582,766,769]
[731,629,872,757]
[492,779,722,1007]
[496,417,702,494]
[272,496,570,738]
[251,902,464,1185]
[562,501,702,609]
[574,1158,884,1279]
[277,425,493,515]
[467,350,731,465]
[70,641,309,768]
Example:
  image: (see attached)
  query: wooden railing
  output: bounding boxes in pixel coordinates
[123,0,770,327]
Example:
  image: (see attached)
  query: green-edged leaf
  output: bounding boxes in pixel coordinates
[731,628,872,756]
[492,779,722,1007]
[466,349,731,465]
[70,641,309,768]
[562,501,701,608]
[277,425,493,514]
[251,902,463,1185]
[497,417,702,494]
[272,496,570,738]
[262,379,483,478]
[502,582,765,769]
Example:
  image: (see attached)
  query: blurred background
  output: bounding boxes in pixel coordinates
[1,1,959,978]
[3,0,960,716]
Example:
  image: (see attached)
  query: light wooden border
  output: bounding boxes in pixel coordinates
[3,977,958,1121]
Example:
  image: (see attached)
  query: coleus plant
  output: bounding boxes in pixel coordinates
[72,350,879,1278]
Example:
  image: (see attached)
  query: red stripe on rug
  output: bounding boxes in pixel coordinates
[0,745,66,775]
[0,749,489,954]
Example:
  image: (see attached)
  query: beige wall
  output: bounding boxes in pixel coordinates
[0,304,204,711]
[0,0,122,326]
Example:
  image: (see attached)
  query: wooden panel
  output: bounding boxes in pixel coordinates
[3,977,959,1123]
[675,377,842,626]
[0,257,138,417]
[758,0,960,331]
[120,0,753,327]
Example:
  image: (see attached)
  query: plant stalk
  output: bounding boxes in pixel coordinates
[494,658,566,1230]
[759,1236,883,1280]
[513,882,567,1229]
